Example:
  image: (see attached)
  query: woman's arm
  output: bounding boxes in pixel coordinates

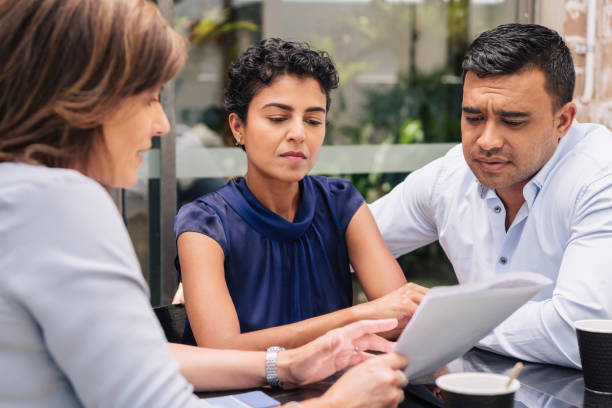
[178,232,414,350]
[179,232,381,349]
[346,203,408,298]
[169,319,409,408]
[346,203,429,333]
[179,200,428,350]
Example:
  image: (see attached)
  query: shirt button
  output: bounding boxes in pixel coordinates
[499,257,508,265]
[494,206,502,213]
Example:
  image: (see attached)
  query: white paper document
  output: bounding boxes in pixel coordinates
[394,271,552,380]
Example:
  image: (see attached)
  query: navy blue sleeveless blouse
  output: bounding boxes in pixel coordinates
[174,175,364,334]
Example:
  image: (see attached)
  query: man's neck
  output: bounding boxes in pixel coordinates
[496,183,527,231]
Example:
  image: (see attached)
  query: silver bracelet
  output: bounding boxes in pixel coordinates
[265,346,286,388]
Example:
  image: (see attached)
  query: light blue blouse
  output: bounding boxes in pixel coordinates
[0,163,204,407]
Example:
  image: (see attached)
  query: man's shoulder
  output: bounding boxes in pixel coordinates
[571,122,612,161]
[423,144,476,188]
[439,143,469,168]
[385,143,477,210]
[538,122,612,210]
[559,122,612,179]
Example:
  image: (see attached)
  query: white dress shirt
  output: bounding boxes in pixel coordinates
[370,121,612,368]
[0,163,205,407]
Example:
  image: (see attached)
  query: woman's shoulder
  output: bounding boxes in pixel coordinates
[308,175,359,196]
[1,162,140,284]
[0,163,111,217]
[174,183,236,243]
[1,162,105,198]
[307,175,364,229]
[176,184,230,220]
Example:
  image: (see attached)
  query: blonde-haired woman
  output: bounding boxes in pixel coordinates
[0,0,409,407]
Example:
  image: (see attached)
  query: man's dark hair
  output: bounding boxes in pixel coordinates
[224,38,339,123]
[462,23,575,110]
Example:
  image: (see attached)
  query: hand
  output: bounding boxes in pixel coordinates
[364,282,429,329]
[278,319,398,387]
[172,283,184,305]
[319,353,410,408]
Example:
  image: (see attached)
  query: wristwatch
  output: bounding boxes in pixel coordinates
[265,346,286,388]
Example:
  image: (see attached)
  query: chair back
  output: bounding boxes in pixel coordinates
[153,304,190,344]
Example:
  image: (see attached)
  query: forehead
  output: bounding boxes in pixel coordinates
[462,69,553,112]
[251,74,326,106]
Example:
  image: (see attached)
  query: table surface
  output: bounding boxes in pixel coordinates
[198,348,612,408]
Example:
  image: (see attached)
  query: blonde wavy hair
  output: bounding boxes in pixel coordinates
[0,0,187,169]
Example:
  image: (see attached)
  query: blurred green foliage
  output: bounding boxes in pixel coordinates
[340,69,463,286]
[311,0,470,287]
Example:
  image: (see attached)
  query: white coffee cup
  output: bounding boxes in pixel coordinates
[436,372,519,408]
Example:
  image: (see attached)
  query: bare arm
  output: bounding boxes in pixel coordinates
[347,203,408,299]
[179,203,427,350]
[179,231,377,349]
[346,203,429,336]
[168,344,265,391]
[169,319,408,408]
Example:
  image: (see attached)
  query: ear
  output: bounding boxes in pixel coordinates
[228,113,244,144]
[554,101,577,141]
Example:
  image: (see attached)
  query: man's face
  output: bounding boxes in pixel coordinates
[461,69,562,196]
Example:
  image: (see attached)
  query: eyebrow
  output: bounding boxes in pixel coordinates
[262,103,326,113]
[462,106,531,118]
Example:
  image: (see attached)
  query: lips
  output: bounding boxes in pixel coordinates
[280,151,306,163]
[281,151,306,158]
[475,157,510,172]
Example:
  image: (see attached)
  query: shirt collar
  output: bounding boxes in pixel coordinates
[478,120,582,208]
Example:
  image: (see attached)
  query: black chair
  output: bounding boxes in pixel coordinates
[153,304,196,345]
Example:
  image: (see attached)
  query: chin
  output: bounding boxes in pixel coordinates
[477,176,521,191]
[280,171,309,183]
[114,174,139,189]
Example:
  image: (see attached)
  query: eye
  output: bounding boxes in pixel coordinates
[503,120,525,127]
[464,116,483,123]
[306,119,323,126]
[268,117,287,123]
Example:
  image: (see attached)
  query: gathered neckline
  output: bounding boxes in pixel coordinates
[217,176,316,241]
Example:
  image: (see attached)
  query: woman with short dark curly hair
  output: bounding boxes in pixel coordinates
[175,38,428,351]
[224,38,339,126]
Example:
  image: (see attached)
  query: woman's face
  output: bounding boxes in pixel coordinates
[98,90,170,188]
[230,74,327,184]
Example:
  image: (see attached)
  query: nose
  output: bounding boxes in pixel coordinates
[153,103,171,137]
[477,121,503,151]
[286,117,306,143]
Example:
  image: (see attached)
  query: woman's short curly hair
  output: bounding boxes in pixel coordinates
[224,38,339,123]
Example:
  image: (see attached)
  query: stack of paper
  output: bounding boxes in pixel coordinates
[394,271,552,379]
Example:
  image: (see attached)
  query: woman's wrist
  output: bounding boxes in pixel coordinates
[276,348,298,387]
[296,396,334,408]
[313,392,342,408]
[353,299,376,320]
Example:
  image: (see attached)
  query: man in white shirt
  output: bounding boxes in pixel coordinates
[370,23,612,368]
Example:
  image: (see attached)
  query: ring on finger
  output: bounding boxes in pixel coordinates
[396,369,409,387]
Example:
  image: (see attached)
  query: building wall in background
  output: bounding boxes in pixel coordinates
[564,0,612,129]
